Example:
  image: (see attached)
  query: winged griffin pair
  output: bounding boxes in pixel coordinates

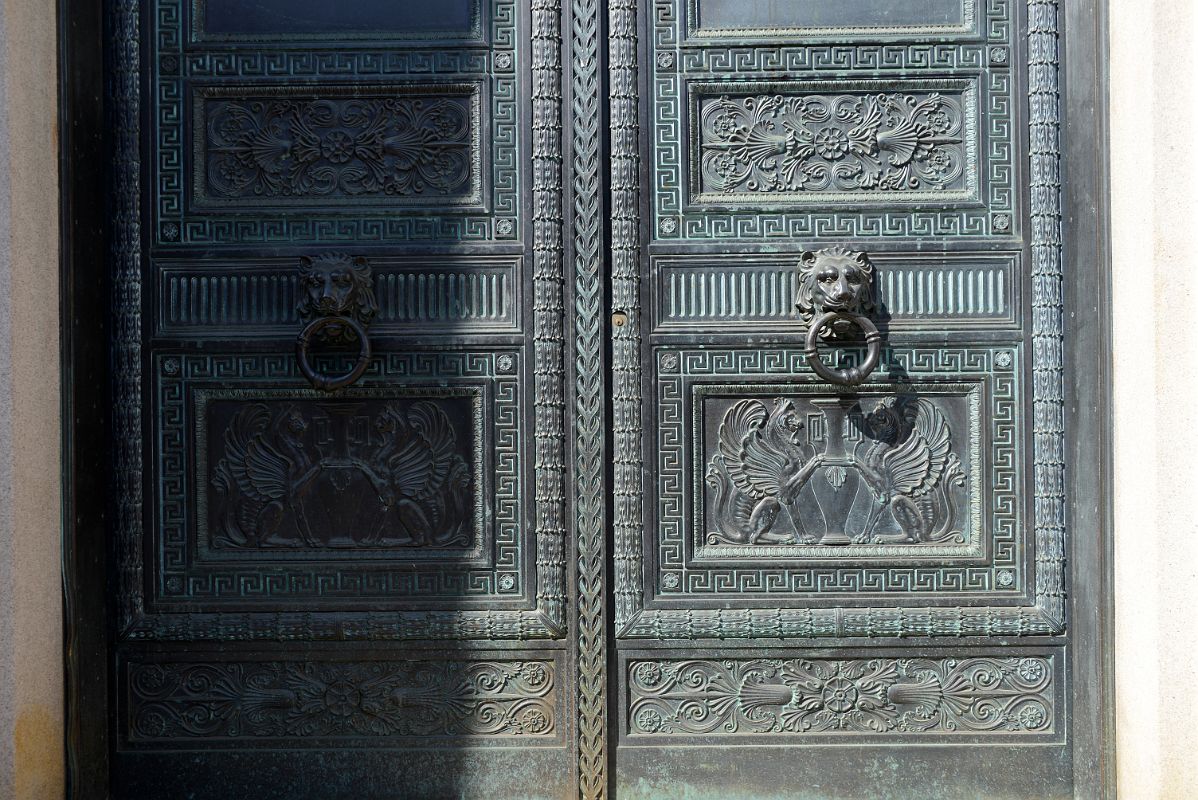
[705,247,967,547]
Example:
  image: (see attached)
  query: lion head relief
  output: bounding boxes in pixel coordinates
[296,253,378,324]
[795,246,877,332]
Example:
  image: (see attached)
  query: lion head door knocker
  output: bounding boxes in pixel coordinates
[295,253,378,391]
[796,246,882,386]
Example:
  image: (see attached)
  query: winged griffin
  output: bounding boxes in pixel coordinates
[852,396,967,544]
[705,398,825,545]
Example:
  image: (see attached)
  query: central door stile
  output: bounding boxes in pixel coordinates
[568,0,610,797]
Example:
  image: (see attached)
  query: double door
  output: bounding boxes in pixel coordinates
[92,0,1092,797]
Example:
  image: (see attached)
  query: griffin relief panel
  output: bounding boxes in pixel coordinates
[699,390,976,555]
[652,349,1014,602]
[202,395,480,554]
[153,352,523,609]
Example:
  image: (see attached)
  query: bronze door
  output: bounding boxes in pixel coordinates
[79,0,1106,797]
[606,0,1091,797]
[101,0,577,795]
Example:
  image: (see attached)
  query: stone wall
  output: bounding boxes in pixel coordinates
[1110,0,1198,798]
[0,0,64,796]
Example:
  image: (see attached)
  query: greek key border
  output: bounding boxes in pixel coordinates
[156,353,515,605]
[653,354,1012,588]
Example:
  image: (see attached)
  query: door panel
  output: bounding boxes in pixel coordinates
[106,0,573,794]
[609,0,1073,795]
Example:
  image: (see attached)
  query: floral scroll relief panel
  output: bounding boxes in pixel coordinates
[695,89,969,201]
[125,658,559,745]
[198,86,482,206]
[626,655,1057,739]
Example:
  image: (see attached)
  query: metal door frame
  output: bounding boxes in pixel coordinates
[58,0,1114,797]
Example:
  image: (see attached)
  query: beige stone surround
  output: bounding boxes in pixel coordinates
[1,0,64,796]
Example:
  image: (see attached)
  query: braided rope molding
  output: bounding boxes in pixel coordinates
[613,0,1066,640]
[571,0,607,795]
[112,0,569,641]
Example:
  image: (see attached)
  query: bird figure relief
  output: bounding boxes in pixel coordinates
[706,398,824,545]
[852,397,967,543]
[212,404,318,547]
[367,401,470,546]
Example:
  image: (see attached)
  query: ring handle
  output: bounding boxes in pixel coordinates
[295,315,371,391]
[804,311,882,386]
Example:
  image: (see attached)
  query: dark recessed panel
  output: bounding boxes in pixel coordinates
[692,0,971,36]
[197,0,481,40]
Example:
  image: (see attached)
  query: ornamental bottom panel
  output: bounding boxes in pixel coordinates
[627,656,1055,739]
[124,658,558,745]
